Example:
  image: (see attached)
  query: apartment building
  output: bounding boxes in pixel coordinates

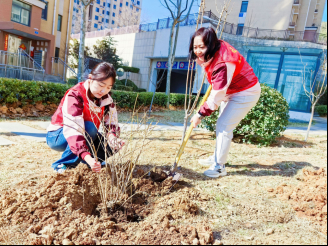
[205,0,326,40]
[71,0,142,34]
[0,0,74,75]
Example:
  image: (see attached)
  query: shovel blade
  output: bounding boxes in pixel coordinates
[170,172,183,181]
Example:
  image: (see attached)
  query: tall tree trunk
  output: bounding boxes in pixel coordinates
[165,23,176,108]
[78,3,86,82]
[305,104,316,142]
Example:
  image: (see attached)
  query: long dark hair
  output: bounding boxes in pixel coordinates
[189,27,221,62]
[90,62,117,82]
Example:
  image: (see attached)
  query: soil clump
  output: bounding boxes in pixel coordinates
[0,165,213,245]
[269,168,327,234]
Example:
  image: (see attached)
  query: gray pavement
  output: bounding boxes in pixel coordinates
[0,117,326,146]
[0,122,46,143]
[285,117,327,136]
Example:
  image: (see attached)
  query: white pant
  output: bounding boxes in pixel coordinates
[214,89,261,165]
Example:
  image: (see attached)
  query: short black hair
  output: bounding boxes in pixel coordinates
[90,62,116,82]
[189,27,221,62]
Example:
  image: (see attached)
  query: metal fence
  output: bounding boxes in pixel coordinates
[71,11,327,46]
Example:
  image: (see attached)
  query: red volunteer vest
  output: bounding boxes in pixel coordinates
[51,82,105,129]
[205,41,258,94]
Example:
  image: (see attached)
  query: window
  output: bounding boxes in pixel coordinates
[113,12,115,17]
[96,0,100,4]
[240,1,249,13]
[102,10,105,14]
[102,18,104,21]
[112,20,115,24]
[103,2,105,6]
[94,23,98,28]
[120,3,122,7]
[77,0,79,5]
[57,15,62,31]
[236,24,244,35]
[106,19,109,23]
[11,0,31,26]
[126,2,128,6]
[41,1,48,20]
[95,15,99,20]
[114,5,116,9]
[137,1,140,5]
[54,47,60,63]
[108,3,110,7]
[106,11,109,15]
[96,7,99,12]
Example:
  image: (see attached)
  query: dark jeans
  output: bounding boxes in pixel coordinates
[46,121,112,171]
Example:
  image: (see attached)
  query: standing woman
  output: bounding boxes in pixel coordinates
[46,62,124,173]
[190,27,261,178]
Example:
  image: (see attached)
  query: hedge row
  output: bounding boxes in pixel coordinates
[0,78,189,108]
[118,66,140,74]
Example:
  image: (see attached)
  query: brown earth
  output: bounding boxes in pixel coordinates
[0,165,214,245]
[269,168,327,234]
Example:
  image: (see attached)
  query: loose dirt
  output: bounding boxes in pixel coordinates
[0,165,214,245]
[269,168,327,234]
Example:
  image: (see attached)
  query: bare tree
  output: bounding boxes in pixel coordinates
[78,0,95,82]
[117,6,141,27]
[160,0,196,108]
[301,51,327,142]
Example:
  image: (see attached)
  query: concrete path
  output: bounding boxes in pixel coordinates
[0,136,15,146]
[285,117,327,136]
[0,122,46,142]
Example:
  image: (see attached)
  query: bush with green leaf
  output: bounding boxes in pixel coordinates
[118,66,140,73]
[115,85,134,92]
[170,93,197,106]
[111,91,167,108]
[0,78,71,104]
[315,105,327,116]
[200,84,290,146]
[67,76,78,86]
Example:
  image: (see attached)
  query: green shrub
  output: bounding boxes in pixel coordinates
[318,90,327,105]
[67,76,78,86]
[169,93,197,106]
[200,84,290,146]
[0,78,71,104]
[111,91,168,108]
[118,66,140,73]
[137,88,147,93]
[315,105,327,116]
[115,85,134,91]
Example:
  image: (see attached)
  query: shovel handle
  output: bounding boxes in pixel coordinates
[174,84,213,165]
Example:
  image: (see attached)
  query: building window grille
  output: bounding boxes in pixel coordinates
[94,23,98,28]
[11,0,31,26]
[240,1,249,13]
[41,1,48,20]
[57,15,62,31]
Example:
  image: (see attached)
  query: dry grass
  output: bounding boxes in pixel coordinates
[0,121,327,245]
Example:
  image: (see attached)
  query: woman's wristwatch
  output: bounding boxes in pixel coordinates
[197,111,205,120]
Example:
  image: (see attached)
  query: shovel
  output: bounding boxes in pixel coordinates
[169,85,213,181]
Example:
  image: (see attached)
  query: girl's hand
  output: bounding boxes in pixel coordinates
[107,134,125,152]
[85,155,101,173]
[190,114,202,128]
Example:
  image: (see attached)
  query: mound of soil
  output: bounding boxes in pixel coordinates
[0,165,214,245]
[269,168,327,234]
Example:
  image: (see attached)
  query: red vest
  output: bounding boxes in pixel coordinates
[51,82,105,129]
[205,41,258,94]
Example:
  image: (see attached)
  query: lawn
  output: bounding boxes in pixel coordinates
[0,119,327,245]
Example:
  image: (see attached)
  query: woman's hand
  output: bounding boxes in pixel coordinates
[190,114,202,128]
[108,134,125,152]
[84,155,101,173]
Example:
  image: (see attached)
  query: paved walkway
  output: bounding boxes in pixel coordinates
[0,118,326,146]
[285,117,327,136]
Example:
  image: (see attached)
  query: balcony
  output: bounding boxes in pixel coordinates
[293,0,301,5]
[289,22,296,29]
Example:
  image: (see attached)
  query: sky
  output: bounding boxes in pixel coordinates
[141,0,328,24]
[140,0,201,24]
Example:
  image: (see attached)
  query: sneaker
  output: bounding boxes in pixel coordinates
[198,155,215,166]
[204,165,227,178]
[55,164,67,174]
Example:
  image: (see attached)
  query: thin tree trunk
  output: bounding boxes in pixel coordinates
[78,3,86,82]
[305,104,316,142]
[165,23,176,108]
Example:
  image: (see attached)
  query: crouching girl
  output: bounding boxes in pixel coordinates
[46,62,124,173]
